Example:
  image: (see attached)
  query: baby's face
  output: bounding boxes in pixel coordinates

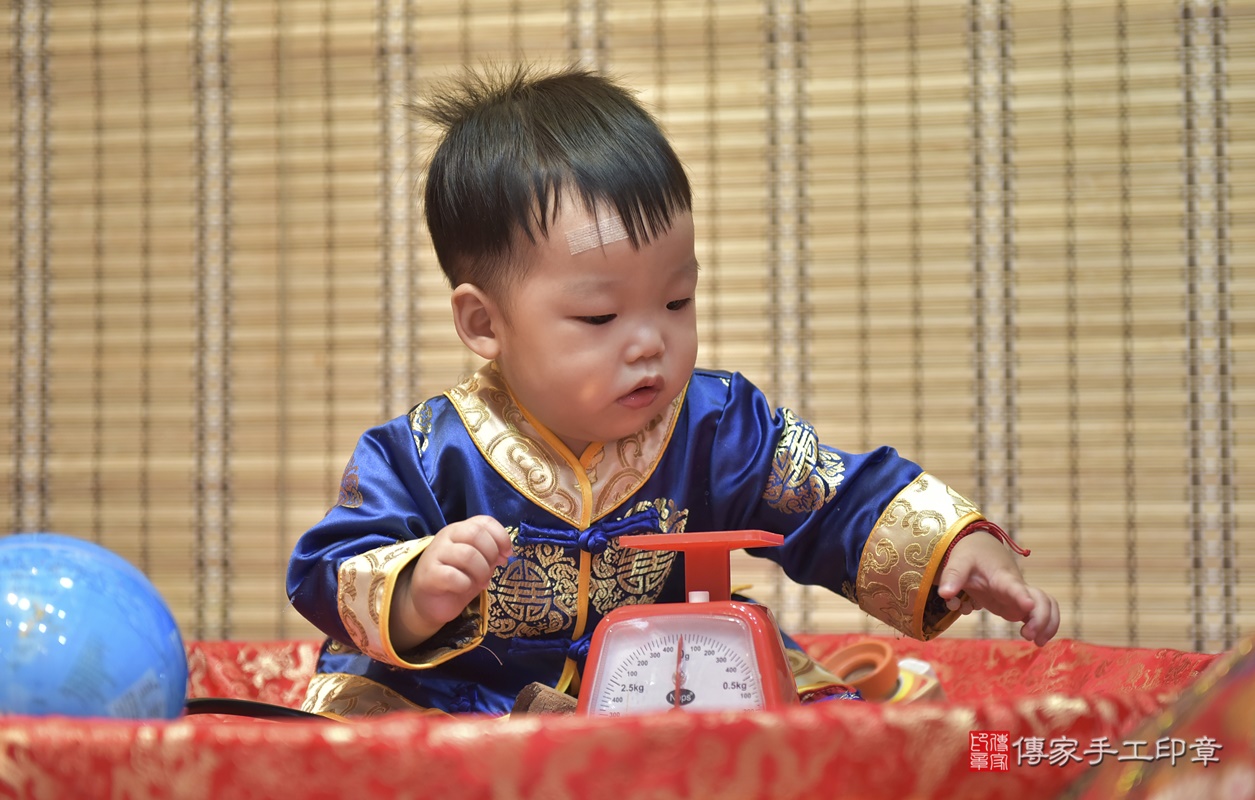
[492,203,699,456]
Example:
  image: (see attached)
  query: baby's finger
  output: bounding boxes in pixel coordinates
[944,592,978,615]
[476,516,514,563]
[987,571,1035,621]
[1019,589,1059,646]
[1033,593,1060,646]
[938,559,974,601]
[455,516,513,567]
[437,543,496,588]
[945,592,975,614]
[429,560,477,595]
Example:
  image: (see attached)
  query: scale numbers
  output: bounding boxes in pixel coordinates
[591,631,765,716]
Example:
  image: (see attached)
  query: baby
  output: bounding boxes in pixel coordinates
[286,64,1059,718]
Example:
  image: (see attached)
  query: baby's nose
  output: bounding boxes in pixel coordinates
[627,324,665,361]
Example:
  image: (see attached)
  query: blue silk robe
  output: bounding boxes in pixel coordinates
[286,363,981,717]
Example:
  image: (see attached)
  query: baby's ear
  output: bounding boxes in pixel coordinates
[450,284,503,360]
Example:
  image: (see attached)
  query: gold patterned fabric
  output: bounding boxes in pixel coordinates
[335,456,364,509]
[301,672,444,718]
[485,501,686,642]
[762,409,846,514]
[855,473,982,639]
[336,538,488,668]
[445,363,685,528]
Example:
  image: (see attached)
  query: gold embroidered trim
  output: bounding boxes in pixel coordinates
[487,500,683,643]
[762,409,846,513]
[445,362,686,528]
[854,473,983,640]
[337,538,489,668]
[587,498,683,616]
[410,400,433,455]
[301,672,447,718]
[488,542,578,639]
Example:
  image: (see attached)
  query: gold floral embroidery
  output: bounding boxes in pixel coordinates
[445,363,684,528]
[448,371,490,434]
[762,409,846,514]
[948,484,980,518]
[410,401,433,455]
[617,426,648,462]
[593,468,648,516]
[839,579,858,604]
[337,539,486,668]
[483,500,688,635]
[864,536,901,575]
[301,673,442,718]
[335,456,364,509]
[854,473,983,640]
[589,499,686,614]
[338,559,367,649]
[488,539,580,639]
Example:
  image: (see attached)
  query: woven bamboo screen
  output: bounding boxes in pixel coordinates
[3,1,1251,652]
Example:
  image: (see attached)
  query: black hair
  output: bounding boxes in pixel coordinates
[413,64,692,295]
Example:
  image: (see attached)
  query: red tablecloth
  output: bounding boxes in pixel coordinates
[0,635,1230,799]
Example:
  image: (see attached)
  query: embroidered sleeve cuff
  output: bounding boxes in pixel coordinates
[854,473,983,640]
[336,539,489,669]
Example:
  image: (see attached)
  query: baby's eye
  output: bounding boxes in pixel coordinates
[578,314,616,325]
[666,298,692,311]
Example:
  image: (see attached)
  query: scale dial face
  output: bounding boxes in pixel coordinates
[583,612,766,716]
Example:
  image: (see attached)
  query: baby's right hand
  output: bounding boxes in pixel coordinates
[390,516,512,651]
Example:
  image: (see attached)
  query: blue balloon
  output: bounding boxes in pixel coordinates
[0,533,188,719]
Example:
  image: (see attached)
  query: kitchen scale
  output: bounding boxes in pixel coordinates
[576,530,800,716]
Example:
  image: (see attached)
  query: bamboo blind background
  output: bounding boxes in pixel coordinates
[3,1,1251,652]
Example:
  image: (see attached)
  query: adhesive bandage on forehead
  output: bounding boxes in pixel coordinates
[565,214,629,255]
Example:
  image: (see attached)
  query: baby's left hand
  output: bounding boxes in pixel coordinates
[937,531,1060,647]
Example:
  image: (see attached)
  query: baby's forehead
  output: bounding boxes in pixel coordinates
[508,190,691,275]
[541,196,630,255]
[564,215,628,256]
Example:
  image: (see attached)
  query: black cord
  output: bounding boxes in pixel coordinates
[184,697,335,721]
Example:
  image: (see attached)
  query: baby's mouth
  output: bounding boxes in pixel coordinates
[618,381,661,409]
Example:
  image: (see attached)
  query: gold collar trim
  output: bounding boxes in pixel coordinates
[445,363,685,529]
